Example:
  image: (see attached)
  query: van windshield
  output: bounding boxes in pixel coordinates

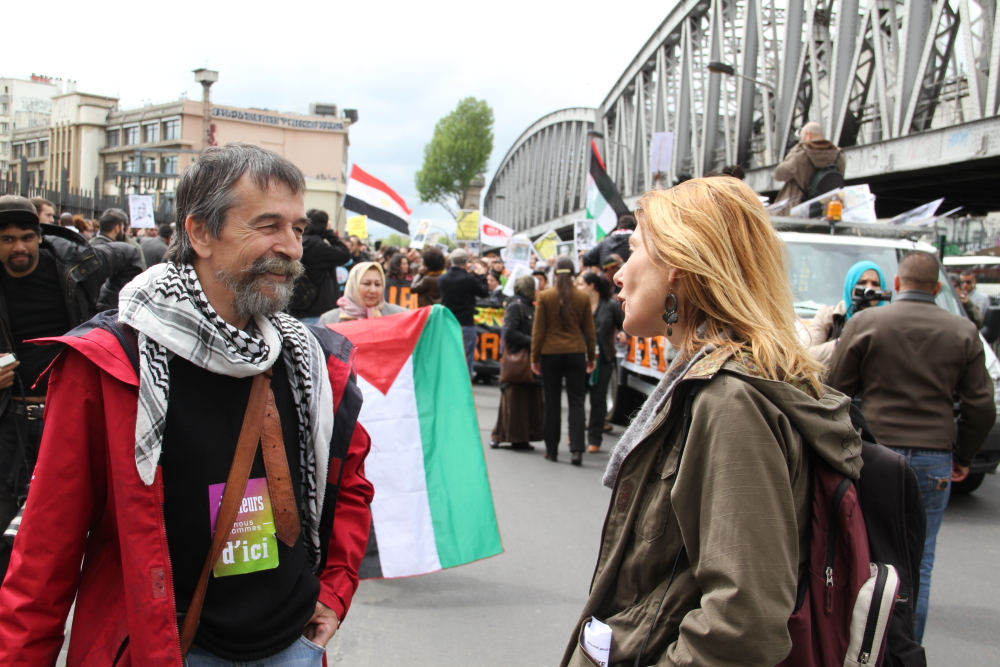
[785,240,962,319]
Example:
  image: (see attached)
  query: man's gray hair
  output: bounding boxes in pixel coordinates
[801,121,824,140]
[450,248,469,266]
[166,142,305,263]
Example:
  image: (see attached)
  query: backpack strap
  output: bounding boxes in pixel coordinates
[634,380,702,667]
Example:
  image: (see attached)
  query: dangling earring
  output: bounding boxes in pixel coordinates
[662,292,678,336]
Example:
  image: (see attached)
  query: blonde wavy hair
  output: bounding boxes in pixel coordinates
[636,176,823,393]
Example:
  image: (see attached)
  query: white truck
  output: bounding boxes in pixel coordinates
[608,221,1000,494]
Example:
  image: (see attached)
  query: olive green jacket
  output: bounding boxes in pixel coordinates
[562,348,862,667]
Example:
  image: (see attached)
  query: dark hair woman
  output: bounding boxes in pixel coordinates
[580,272,622,453]
[411,246,445,307]
[387,253,413,282]
[530,256,596,465]
[561,178,860,667]
[490,275,543,451]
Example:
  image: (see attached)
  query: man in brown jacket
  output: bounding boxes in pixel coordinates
[828,250,996,642]
[773,121,845,209]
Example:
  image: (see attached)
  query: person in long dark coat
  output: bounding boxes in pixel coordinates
[490,275,543,450]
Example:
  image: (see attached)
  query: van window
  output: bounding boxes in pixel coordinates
[785,240,962,319]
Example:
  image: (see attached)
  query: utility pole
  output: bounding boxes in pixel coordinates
[192,69,219,152]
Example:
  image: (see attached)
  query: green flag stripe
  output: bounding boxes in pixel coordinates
[412,305,503,568]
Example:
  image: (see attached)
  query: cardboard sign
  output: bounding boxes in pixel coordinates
[128,194,155,229]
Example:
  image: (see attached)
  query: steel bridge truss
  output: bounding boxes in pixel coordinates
[485,0,1000,233]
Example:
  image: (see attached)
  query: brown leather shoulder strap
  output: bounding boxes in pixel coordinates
[179,369,272,657]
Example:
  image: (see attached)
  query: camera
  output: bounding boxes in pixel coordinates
[852,286,892,303]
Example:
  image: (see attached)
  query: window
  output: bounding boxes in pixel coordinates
[123,158,135,173]
[26,143,36,158]
[143,157,156,174]
[26,172,35,188]
[163,119,180,140]
[0,142,7,155]
[12,144,22,159]
[124,126,138,146]
[106,129,120,148]
[1,103,9,114]
[39,140,48,157]
[38,170,45,187]
[143,123,159,144]
[0,123,8,133]
[161,156,178,174]
[105,162,117,180]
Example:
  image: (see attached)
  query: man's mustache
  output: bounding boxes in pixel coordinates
[242,255,304,280]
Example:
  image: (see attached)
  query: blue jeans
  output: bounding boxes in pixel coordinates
[296,316,321,325]
[889,447,952,643]
[186,636,325,666]
[462,325,477,377]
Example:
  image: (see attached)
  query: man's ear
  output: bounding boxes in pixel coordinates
[931,281,942,296]
[186,215,213,259]
[893,275,901,292]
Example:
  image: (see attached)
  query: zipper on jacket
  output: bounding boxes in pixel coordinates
[825,477,852,612]
[154,473,185,664]
[857,562,889,664]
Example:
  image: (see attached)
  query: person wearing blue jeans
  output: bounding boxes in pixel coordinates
[828,250,996,644]
[462,324,478,377]
[887,447,953,642]
[186,636,326,666]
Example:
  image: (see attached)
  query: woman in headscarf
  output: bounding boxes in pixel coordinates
[490,275,543,451]
[805,260,887,366]
[318,261,407,324]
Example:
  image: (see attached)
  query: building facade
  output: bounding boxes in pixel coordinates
[0,75,63,180]
[6,74,351,224]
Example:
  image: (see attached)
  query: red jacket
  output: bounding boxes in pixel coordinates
[0,314,373,666]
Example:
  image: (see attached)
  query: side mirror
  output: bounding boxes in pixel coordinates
[980,306,1000,344]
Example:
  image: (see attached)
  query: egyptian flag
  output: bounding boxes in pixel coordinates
[329,305,502,578]
[586,140,630,240]
[343,165,412,235]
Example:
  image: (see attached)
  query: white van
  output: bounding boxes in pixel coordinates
[610,229,1000,493]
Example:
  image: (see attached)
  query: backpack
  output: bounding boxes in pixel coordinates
[635,381,901,667]
[851,407,928,667]
[290,274,320,312]
[806,161,845,200]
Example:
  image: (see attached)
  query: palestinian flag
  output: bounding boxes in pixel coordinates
[586,140,630,240]
[343,165,412,235]
[329,305,502,578]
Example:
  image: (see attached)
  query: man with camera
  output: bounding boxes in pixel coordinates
[828,250,996,642]
[0,196,144,583]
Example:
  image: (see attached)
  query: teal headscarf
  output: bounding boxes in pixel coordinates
[843,260,887,320]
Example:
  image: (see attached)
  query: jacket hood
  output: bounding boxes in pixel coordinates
[803,140,842,168]
[686,349,862,478]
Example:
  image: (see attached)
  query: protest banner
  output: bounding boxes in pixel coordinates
[384,278,418,310]
[329,306,502,578]
[410,219,432,249]
[574,219,596,252]
[456,210,480,241]
[533,230,559,261]
[346,214,369,239]
[480,215,514,247]
[556,241,576,258]
[473,302,504,379]
[506,236,533,267]
[128,194,155,229]
[649,131,674,182]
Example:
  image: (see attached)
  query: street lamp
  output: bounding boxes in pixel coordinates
[706,61,775,93]
[193,68,219,152]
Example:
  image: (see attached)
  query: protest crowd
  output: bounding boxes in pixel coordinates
[0,140,993,667]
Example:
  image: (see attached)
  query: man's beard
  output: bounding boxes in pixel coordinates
[215,255,304,321]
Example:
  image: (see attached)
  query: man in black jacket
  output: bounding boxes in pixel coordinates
[289,209,350,323]
[438,248,488,377]
[581,214,634,270]
[0,195,143,581]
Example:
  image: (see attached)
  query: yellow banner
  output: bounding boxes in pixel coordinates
[533,230,559,261]
[346,215,368,239]
[456,210,480,241]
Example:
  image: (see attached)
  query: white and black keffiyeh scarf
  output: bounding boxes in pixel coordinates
[118,262,334,568]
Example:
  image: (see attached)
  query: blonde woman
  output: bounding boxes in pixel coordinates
[562,178,862,667]
[318,261,406,324]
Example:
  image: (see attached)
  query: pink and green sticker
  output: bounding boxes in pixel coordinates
[208,477,279,577]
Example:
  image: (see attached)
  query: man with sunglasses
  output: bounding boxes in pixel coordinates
[959,270,991,315]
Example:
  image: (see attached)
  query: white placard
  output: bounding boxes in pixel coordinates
[583,618,612,667]
[574,219,597,252]
[410,219,431,249]
[649,132,674,176]
[128,194,155,229]
[506,236,534,267]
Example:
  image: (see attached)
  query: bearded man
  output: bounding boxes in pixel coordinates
[0,143,374,667]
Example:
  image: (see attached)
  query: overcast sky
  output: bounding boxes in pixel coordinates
[6,0,669,236]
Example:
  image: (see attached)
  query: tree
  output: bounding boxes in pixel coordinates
[415,97,494,219]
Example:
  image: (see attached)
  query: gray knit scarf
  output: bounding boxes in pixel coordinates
[602,343,712,488]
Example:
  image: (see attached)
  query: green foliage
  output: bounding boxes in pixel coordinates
[415,97,494,219]
[381,233,411,248]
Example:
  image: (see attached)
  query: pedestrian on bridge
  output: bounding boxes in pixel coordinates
[774,121,845,210]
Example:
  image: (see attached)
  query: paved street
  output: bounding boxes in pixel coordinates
[329,381,1000,666]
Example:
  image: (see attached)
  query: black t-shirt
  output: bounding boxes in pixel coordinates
[0,251,72,394]
[160,356,319,660]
